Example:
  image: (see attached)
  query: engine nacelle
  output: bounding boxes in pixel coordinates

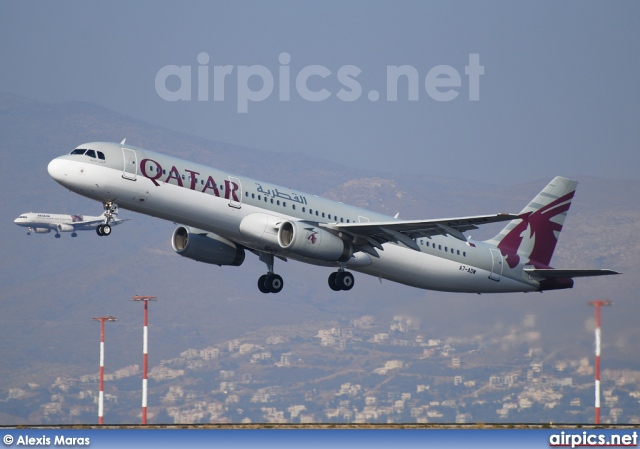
[57,224,75,232]
[277,220,352,262]
[33,228,51,234]
[171,226,245,267]
[239,213,282,248]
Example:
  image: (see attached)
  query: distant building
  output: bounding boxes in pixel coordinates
[351,315,375,328]
[266,335,285,345]
[200,347,219,360]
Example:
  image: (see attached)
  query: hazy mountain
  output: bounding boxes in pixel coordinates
[1,94,638,423]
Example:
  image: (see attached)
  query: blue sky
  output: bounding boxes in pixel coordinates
[2,1,639,184]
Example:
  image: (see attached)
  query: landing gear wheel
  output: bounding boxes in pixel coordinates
[328,271,355,291]
[328,272,341,291]
[258,275,270,294]
[96,225,104,236]
[101,224,111,236]
[337,271,354,291]
[264,274,284,294]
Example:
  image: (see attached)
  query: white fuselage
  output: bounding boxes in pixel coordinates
[47,142,540,293]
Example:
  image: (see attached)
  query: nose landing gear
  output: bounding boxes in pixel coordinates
[96,201,118,237]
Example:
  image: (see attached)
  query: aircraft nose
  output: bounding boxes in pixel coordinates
[47,157,67,183]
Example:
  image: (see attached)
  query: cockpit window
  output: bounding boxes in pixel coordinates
[70,148,106,160]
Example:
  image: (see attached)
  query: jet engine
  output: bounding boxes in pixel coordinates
[57,224,75,232]
[33,228,51,233]
[277,220,352,262]
[171,226,245,266]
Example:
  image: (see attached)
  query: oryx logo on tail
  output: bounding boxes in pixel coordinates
[487,177,578,269]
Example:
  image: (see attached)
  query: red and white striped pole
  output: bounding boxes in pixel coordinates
[132,296,157,425]
[92,316,116,425]
[589,300,612,425]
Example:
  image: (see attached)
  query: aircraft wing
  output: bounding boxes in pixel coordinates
[72,217,130,227]
[524,268,621,280]
[321,213,518,254]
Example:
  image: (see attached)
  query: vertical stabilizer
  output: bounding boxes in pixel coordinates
[485,177,577,269]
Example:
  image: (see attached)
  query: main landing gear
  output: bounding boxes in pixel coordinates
[258,253,283,294]
[328,269,355,291]
[256,252,355,294]
[96,201,117,237]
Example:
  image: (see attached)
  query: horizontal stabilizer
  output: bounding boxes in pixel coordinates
[524,268,621,280]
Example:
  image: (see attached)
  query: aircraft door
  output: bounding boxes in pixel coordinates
[489,248,503,281]
[228,176,242,208]
[122,148,137,180]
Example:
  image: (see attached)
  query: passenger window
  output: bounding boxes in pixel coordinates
[463,252,466,257]
[310,209,313,214]
[292,205,296,210]
[322,212,325,218]
[277,200,280,206]
[283,202,286,207]
[97,151,105,160]
[85,149,96,158]
[439,245,442,250]
[302,207,306,212]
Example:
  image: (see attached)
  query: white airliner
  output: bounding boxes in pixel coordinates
[14,210,127,237]
[46,141,618,293]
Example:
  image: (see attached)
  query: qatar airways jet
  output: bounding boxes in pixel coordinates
[14,210,127,237]
[47,140,618,294]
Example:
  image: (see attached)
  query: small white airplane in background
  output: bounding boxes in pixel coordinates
[14,210,127,237]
